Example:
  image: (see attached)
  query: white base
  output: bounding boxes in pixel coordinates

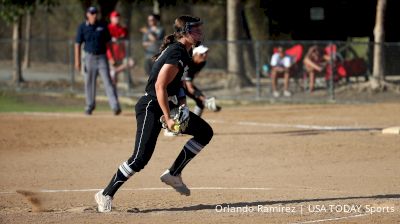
[382,127,400,135]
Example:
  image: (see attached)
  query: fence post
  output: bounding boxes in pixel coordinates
[329,42,335,101]
[255,40,261,99]
[125,39,133,91]
[69,40,75,92]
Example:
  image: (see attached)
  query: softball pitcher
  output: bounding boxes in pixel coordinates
[95,15,213,212]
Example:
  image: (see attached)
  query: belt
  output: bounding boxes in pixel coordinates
[145,93,178,105]
[86,52,105,55]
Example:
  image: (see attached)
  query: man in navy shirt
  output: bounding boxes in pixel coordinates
[75,6,121,115]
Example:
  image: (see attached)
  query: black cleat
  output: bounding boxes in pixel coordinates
[113,108,122,116]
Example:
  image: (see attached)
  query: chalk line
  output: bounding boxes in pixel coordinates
[289,213,368,224]
[208,120,379,131]
[0,187,273,194]
[5,112,380,131]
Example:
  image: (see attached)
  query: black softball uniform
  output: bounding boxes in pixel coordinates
[102,42,213,197]
[183,61,207,109]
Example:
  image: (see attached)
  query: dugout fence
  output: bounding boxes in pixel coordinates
[0,39,399,102]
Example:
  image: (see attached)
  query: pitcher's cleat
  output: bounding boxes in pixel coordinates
[95,190,113,212]
[160,170,191,196]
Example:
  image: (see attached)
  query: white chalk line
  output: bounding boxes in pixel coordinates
[289,213,369,224]
[208,120,379,131]
[4,112,380,131]
[0,187,273,194]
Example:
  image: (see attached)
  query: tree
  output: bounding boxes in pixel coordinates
[22,6,33,69]
[0,0,35,84]
[226,0,252,88]
[119,0,137,89]
[243,0,269,41]
[371,0,386,90]
[0,0,57,84]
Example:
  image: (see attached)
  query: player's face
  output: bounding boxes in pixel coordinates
[111,16,119,25]
[188,25,203,45]
[148,16,156,26]
[86,12,97,23]
[194,52,208,63]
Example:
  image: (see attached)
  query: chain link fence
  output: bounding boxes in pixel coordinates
[0,39,399,102]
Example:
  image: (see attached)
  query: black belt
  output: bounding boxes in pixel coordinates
[86,52,105,55]
[145,93,178,105]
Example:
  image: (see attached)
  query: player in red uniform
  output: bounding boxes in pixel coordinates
[106,11,135,85]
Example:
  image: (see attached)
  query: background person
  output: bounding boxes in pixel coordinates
[303,45,324,92]
[183,45,221,117]
[270,46,293,97]
[75,6,121,115]
[107,10,135,86]
[141,14,165,76]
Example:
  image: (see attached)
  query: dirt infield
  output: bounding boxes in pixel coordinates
[0,103,399,223]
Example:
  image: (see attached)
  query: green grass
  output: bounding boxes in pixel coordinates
[0,91,111,113]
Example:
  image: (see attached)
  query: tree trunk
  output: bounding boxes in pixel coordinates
[243,0,269,40]
[227,0,252,88]
[120,0,134,89]
[23,10,32,69]
[244,0,270,79]
[371,0,386,90]
[153,0,160,15]
[241,10,256,79]
[44,5,50,61]
[12,16,23,84]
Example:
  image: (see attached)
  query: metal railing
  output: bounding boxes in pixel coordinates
[0,39,399,102]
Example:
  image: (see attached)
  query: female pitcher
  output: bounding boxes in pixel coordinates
[95,15,213,212]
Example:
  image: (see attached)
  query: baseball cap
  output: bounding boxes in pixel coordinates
[193,45,209,55]
[87,6,98,14]
[110,11,120,18]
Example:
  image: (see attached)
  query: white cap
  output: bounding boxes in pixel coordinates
[193,45,209,55]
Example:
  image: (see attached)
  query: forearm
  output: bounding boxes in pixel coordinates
[74,44,81,65]
[304,58,321,71]
[156,84,170,118]
[185,82,196,95]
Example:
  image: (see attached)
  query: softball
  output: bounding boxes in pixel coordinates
[172,122,180,133]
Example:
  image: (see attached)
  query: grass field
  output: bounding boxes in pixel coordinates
[0,93,399,223]
[0,91,124,113]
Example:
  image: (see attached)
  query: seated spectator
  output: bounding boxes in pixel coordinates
[270,47,293,97]
[303,45,324,92]
[107,11,135,85]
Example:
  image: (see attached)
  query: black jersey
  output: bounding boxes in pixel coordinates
[145,42,190,98]
[183,61,206,82]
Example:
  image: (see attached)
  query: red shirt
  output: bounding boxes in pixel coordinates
[106,23,127,61]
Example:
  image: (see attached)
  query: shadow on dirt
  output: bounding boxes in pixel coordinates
[129,194,400,213]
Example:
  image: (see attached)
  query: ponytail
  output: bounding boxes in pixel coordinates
[152,34,176,61]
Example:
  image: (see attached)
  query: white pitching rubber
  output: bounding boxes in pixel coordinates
[382,127,400,135]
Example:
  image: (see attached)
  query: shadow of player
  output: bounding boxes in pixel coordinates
[129,194,400,213]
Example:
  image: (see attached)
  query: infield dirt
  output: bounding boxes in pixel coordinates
[0,103,399,223]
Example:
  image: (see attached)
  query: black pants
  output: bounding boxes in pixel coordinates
[127,95,213,172]
[185,87,205,109]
